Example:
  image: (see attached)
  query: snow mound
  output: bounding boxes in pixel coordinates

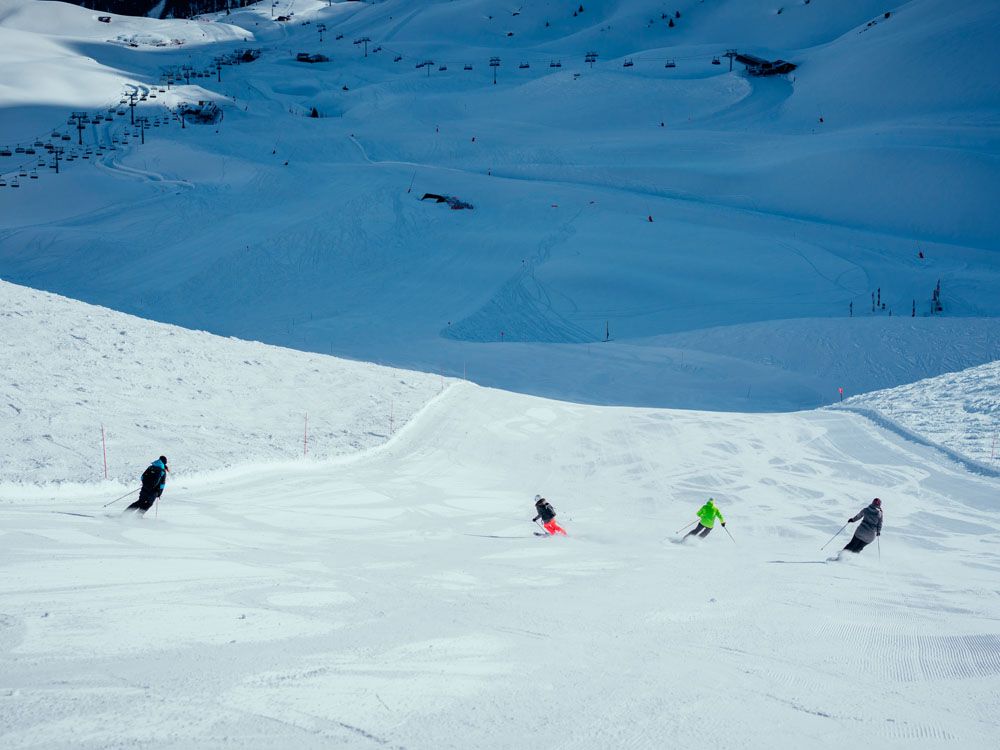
[840,359,1000,472]
[0,279,445,486]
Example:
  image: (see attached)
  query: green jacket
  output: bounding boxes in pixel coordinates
[696,500,724,528]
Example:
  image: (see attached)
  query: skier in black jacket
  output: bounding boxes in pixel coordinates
[532,495,567,535]
[125,456,168,515]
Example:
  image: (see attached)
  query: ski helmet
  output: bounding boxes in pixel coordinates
[534,494,543,502]
[872,497,881,507]
[159,455,168,465]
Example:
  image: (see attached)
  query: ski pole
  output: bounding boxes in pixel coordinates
[877,534,881,561]
[534,519,549,535]
[820,522,849,550]
[722,524,736,544]
[103,488,140,508]
[675,520,697,534]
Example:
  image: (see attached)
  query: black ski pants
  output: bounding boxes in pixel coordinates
[843,535,871,553]
[686,523,713,538]
[126,488,160,514]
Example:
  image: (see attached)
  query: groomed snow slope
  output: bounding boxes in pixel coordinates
[0,279,444,485]
[2,381,999,748]
[0,0,997,409]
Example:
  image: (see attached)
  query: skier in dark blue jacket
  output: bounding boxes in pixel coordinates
[125,456,168,515]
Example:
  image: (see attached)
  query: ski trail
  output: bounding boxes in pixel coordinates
[95,153,194,190]
[347,133,476,179]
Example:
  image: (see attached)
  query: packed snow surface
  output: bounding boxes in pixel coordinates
[2,381,1000,748]
[0,0,998,409]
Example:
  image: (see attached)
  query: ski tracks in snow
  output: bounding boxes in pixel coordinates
[3,378,1000,749]
[95,153,195,191]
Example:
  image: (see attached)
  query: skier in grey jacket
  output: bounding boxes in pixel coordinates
[843,498,883,553]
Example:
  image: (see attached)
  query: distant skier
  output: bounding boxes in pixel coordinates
[842,498,882,554]
[685,498,725,538]
[125,456,168,515]
[532,495,567,536]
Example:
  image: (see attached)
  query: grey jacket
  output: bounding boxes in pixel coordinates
[850,504,883,543]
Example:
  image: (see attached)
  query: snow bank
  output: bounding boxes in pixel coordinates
[839,359,1000,472]
[0,279,445,485]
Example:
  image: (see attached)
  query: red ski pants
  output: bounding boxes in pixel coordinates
[543,520,567,536]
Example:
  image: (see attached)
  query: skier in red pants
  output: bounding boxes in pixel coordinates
[532,495,567,535]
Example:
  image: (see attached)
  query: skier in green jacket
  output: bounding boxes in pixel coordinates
[685,498,725,539]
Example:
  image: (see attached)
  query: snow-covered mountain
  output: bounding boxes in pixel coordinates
[1,0,997,408]
[1,2,999,748]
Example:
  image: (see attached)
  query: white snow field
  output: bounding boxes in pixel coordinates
[2,1,1000,748]
[0,0,998,409]
[2,378,1000,748]
[0,283,998,748]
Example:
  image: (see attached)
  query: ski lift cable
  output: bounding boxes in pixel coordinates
[323,30,719,69]
[3,41,724,157]
[633,52,720,62]
[6,93,146,164]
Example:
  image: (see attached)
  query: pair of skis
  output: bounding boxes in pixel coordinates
[673,519,736,543]
[50,486,160,521]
